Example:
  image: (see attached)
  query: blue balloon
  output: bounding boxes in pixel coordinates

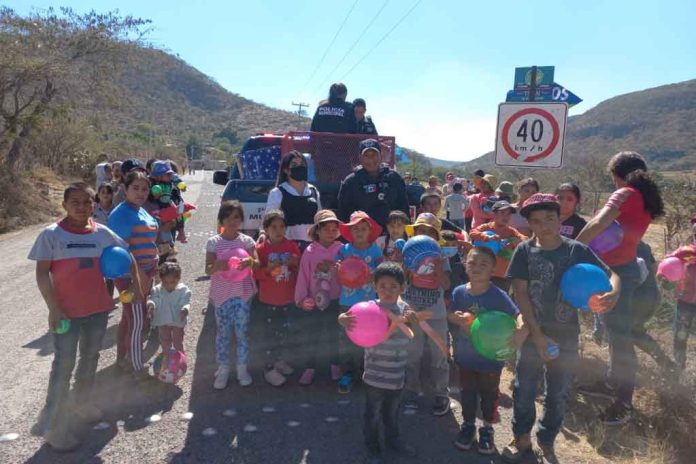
[402,235,441,272]
[473,230,502,254]
[560,263,612,310]
[100,246,131,278]
[394,239,406,251]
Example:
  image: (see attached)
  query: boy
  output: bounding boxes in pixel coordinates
[449,247,527,455]
[28,183,133,451]
[469,200,527,292]
[338,262,416,463]
[502,194,620,464]
[420,191,466,234]
[401,213,452,415]
[444,182,470,230]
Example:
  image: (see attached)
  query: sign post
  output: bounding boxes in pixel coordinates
[494,102,568,168]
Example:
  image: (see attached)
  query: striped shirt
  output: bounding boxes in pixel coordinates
[362,299,410,390]
[107,202,159,272]
[206,233,257,307]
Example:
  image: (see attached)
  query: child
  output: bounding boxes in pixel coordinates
[502,193,620,463]
[92,182,114,225]
[29,182,132,451]
[336,210,384,393]
[338,262,417,463]
[149,160,187,243]
[375,210,409,262]
[420,191,467,234]
[147,260,191,354]
[449,247,527,455]
[254,210,301,386]
[108,170,159,377]
[510,178,539,236]
[469,200,527,292]
[468,174,497,229]
[206,200,258,389]
[295,210,343,385]
[445,182,470,230]
[556,183,587,239]
[401,213,452,416]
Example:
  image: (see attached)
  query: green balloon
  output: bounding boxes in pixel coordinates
[470,310,517,361]
[55,319,70,335]
[151,185,162,196]
[499,248,514,261]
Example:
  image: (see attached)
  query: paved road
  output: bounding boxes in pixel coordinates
[0,171,603,463]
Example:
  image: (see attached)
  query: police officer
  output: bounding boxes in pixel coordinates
[310,83,357,133]
[337,139,409,228]
[353,98,378,135]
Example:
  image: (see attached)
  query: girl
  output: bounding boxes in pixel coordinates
[206,200,258,389]
[93,183,114,225]
[107,171,159,378]
[147,260,191,354]
[510,178,539,236]
[556,182,587,239]
[295,210,343,385]
[336,210,384,393]
[376,210,409,262]
[468,174,497,229]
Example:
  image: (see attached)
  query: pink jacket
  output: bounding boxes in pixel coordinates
[668,244,696,304]
[295,241,342,306]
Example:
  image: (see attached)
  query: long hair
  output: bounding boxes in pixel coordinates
[608,151,664,219]
[276,151,307,186]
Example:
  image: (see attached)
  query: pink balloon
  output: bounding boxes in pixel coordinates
[657,257,685,282]
[220,248,251,282]
[346,301,389,348]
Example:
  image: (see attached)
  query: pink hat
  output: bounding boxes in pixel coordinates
[520,193,560,218]
[339,211,382,243]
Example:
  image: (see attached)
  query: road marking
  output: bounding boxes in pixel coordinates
[202,427,217,437]
[222,409,237,417]
[0,433,19,442]
[287,421,301,427]
[243,424,258,432]
[325,416,338,423]
[180,412,194,421]
[147,414,162,423]
[262,406,276,413]
[93,422,110,430]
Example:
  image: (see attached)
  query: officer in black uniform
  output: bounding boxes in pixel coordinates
[310,83,357,133]
[353,98,378,135]
[337,139,409,228]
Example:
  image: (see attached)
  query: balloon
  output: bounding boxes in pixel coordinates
[402,235,441,272]
[657,257,685,282]
[157,205,179,223]
[588,294,611,314]
[470,310,517,361]
[55,319,70,335]
[473,230,502,254]
[589,221,624,253]
[220,248,252,282]
[547,342,560,360]
[560,263,612,310]
[394,239,406,251]
[151,185,163,197]
[119,290,134,304]
[346,301,389,348]
[152,348,187,384]
[460,311,475,332]
[338,257,370,289]
[100,246,131,278]
[177,181,187,192]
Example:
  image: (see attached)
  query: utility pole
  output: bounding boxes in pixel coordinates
[291,102,309,117]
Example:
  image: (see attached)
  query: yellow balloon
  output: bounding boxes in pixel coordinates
[177,182,187,192]
[183,211,191,219]
[119,290,134,304]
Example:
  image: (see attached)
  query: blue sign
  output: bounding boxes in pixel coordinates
[506,82,582,108]
[514,66,555,89]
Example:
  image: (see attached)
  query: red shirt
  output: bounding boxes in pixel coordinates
[254,238,301,306]
[600,187,651,267]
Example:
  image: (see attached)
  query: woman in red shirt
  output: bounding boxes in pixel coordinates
[576,152,664,425]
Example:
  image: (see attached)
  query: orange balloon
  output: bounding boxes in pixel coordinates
[588,294,608,314]
[461,311,475,331]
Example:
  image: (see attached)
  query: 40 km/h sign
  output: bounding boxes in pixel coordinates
[495,102,568,168]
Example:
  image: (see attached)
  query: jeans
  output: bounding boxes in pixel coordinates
[44,311,109,431]
[603,261,641,405]
[364,385,402,455]
[459,368,501,424]
[512,337,577,446]
[674,300,696,370]
[405,317,450,399]
[261,303,290,368]
[215,297,251,366]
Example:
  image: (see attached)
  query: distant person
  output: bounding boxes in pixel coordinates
[337,139,409,228]
[353,98,378,135]
[310,83,357,133]
[442,172,456,196]
[420,192,467,235]
[468,174,497,229]
[556,182,586,239]
[444,182,469,230]
[404,173,425,215]
[425,176,443,196]
[510,178,540,236]
[95,162,111,187]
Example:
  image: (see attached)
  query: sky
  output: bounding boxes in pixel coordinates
[6,0,696,161]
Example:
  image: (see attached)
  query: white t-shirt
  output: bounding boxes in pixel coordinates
[444,193,470,221]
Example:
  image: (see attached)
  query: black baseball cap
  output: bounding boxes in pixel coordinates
[360,139,381,155]
[474,169,485,178]
[121,159,146,175]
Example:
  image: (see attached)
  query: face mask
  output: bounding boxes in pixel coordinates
[289,165,308,181]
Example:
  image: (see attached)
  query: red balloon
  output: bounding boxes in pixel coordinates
[338,257,370,289]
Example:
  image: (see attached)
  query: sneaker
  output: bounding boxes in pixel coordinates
[44,428,81,453]
[74,403,104,424]
[264,368,287,387]
[477,425,496,455]
[535,444,559,464]
[502,435,533,463]
[431,396,451,416]
[330,364,341,381]
[237,364,252,387]
[338,373,353,394]
[386,439,417,457]
[213,365,230,390]
[577,380,616,400]
[454,422,476,451]
[600,401,633,425]
[274,360,294,376]
[299,368,315,386]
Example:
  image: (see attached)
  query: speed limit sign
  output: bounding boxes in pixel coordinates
[494,102,568,168]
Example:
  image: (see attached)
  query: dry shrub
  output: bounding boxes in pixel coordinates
[0,167,63,233]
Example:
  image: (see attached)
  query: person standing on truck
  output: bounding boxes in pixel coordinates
[353,98,378,135]
[261,151,321,252]
[310,83,357,133]
[337,139,409,228]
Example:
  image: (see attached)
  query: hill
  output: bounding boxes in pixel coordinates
[457,79,696,170]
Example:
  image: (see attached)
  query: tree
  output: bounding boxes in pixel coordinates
[0,7,150,170]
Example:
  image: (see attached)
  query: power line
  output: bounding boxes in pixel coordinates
[340,0,422,81]
[313,0,390,95]
[297,0,360,99]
